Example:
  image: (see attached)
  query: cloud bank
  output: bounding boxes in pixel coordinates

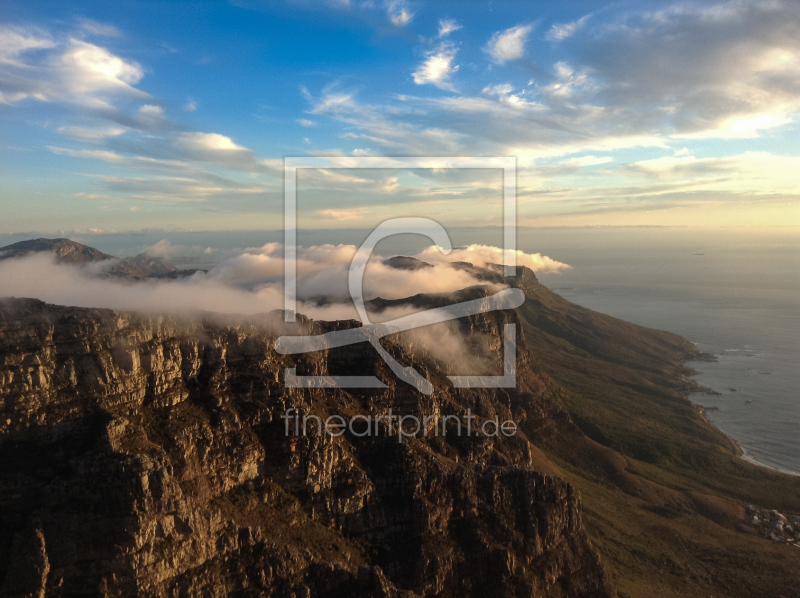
[0,243,569,320]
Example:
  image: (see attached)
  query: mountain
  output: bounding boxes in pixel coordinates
[0,238,205,280]
[382,256,433,270]
[0,262,798,597]
[0,291,613,598]
[0,238,113,264]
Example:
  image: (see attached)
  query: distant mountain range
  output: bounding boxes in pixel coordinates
[0,238,206,280]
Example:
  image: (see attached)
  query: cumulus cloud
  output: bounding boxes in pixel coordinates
[209,242,514,301]
[412,44,459,91]
[414,244,570,274]
[484,24,533,65]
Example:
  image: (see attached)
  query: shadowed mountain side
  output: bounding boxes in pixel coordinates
[0,296,614,598]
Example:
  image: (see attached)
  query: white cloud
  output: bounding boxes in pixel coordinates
[307,87,463,154]
[415,244,570,274]
[385,0,413,26]
[381,176,399,193]
[49,146,126,163]
[412,44,459,91]
[176,131,245,152]
[309,90,355,114]
[561,155,613,167]
[317,208,365,221]
[546,15,589,41]
[56,125,127,142]
[438,19,461,37]
[0,30,148,109]
[613,151,800,191]
[0,27,55,66]
[55,39,146,104]
[297,118,316,127]
[575,1,800,138]
[138,103,165,126]
[541,62,593,99]
[484,24,533,65]
[481,83,541,108]
[78,19,121,37]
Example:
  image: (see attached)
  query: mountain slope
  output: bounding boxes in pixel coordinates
[369,262,800,597]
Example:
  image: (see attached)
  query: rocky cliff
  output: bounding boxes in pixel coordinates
[0,284,614,597]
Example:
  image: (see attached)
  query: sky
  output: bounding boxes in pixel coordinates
[1,0,799,235]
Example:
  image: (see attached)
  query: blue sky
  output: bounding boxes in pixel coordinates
[1,0,799,234]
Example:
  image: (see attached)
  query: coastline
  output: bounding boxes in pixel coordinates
[694,402,744,457]
[693,400,800,478]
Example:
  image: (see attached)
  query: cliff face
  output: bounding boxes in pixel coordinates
[0,294,614,598]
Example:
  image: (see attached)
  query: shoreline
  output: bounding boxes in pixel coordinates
[694,402,743,457]
[693,400,800,478]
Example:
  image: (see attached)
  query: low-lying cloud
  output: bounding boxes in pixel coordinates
[0,243,569,320]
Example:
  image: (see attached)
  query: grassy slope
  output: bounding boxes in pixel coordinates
[513,272,800,598]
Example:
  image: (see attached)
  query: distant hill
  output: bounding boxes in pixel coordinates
[0,238,205,280]
[383,255,433,270]
[0,238,113,264]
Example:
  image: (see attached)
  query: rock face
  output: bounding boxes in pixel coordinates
[0,287,614,597]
